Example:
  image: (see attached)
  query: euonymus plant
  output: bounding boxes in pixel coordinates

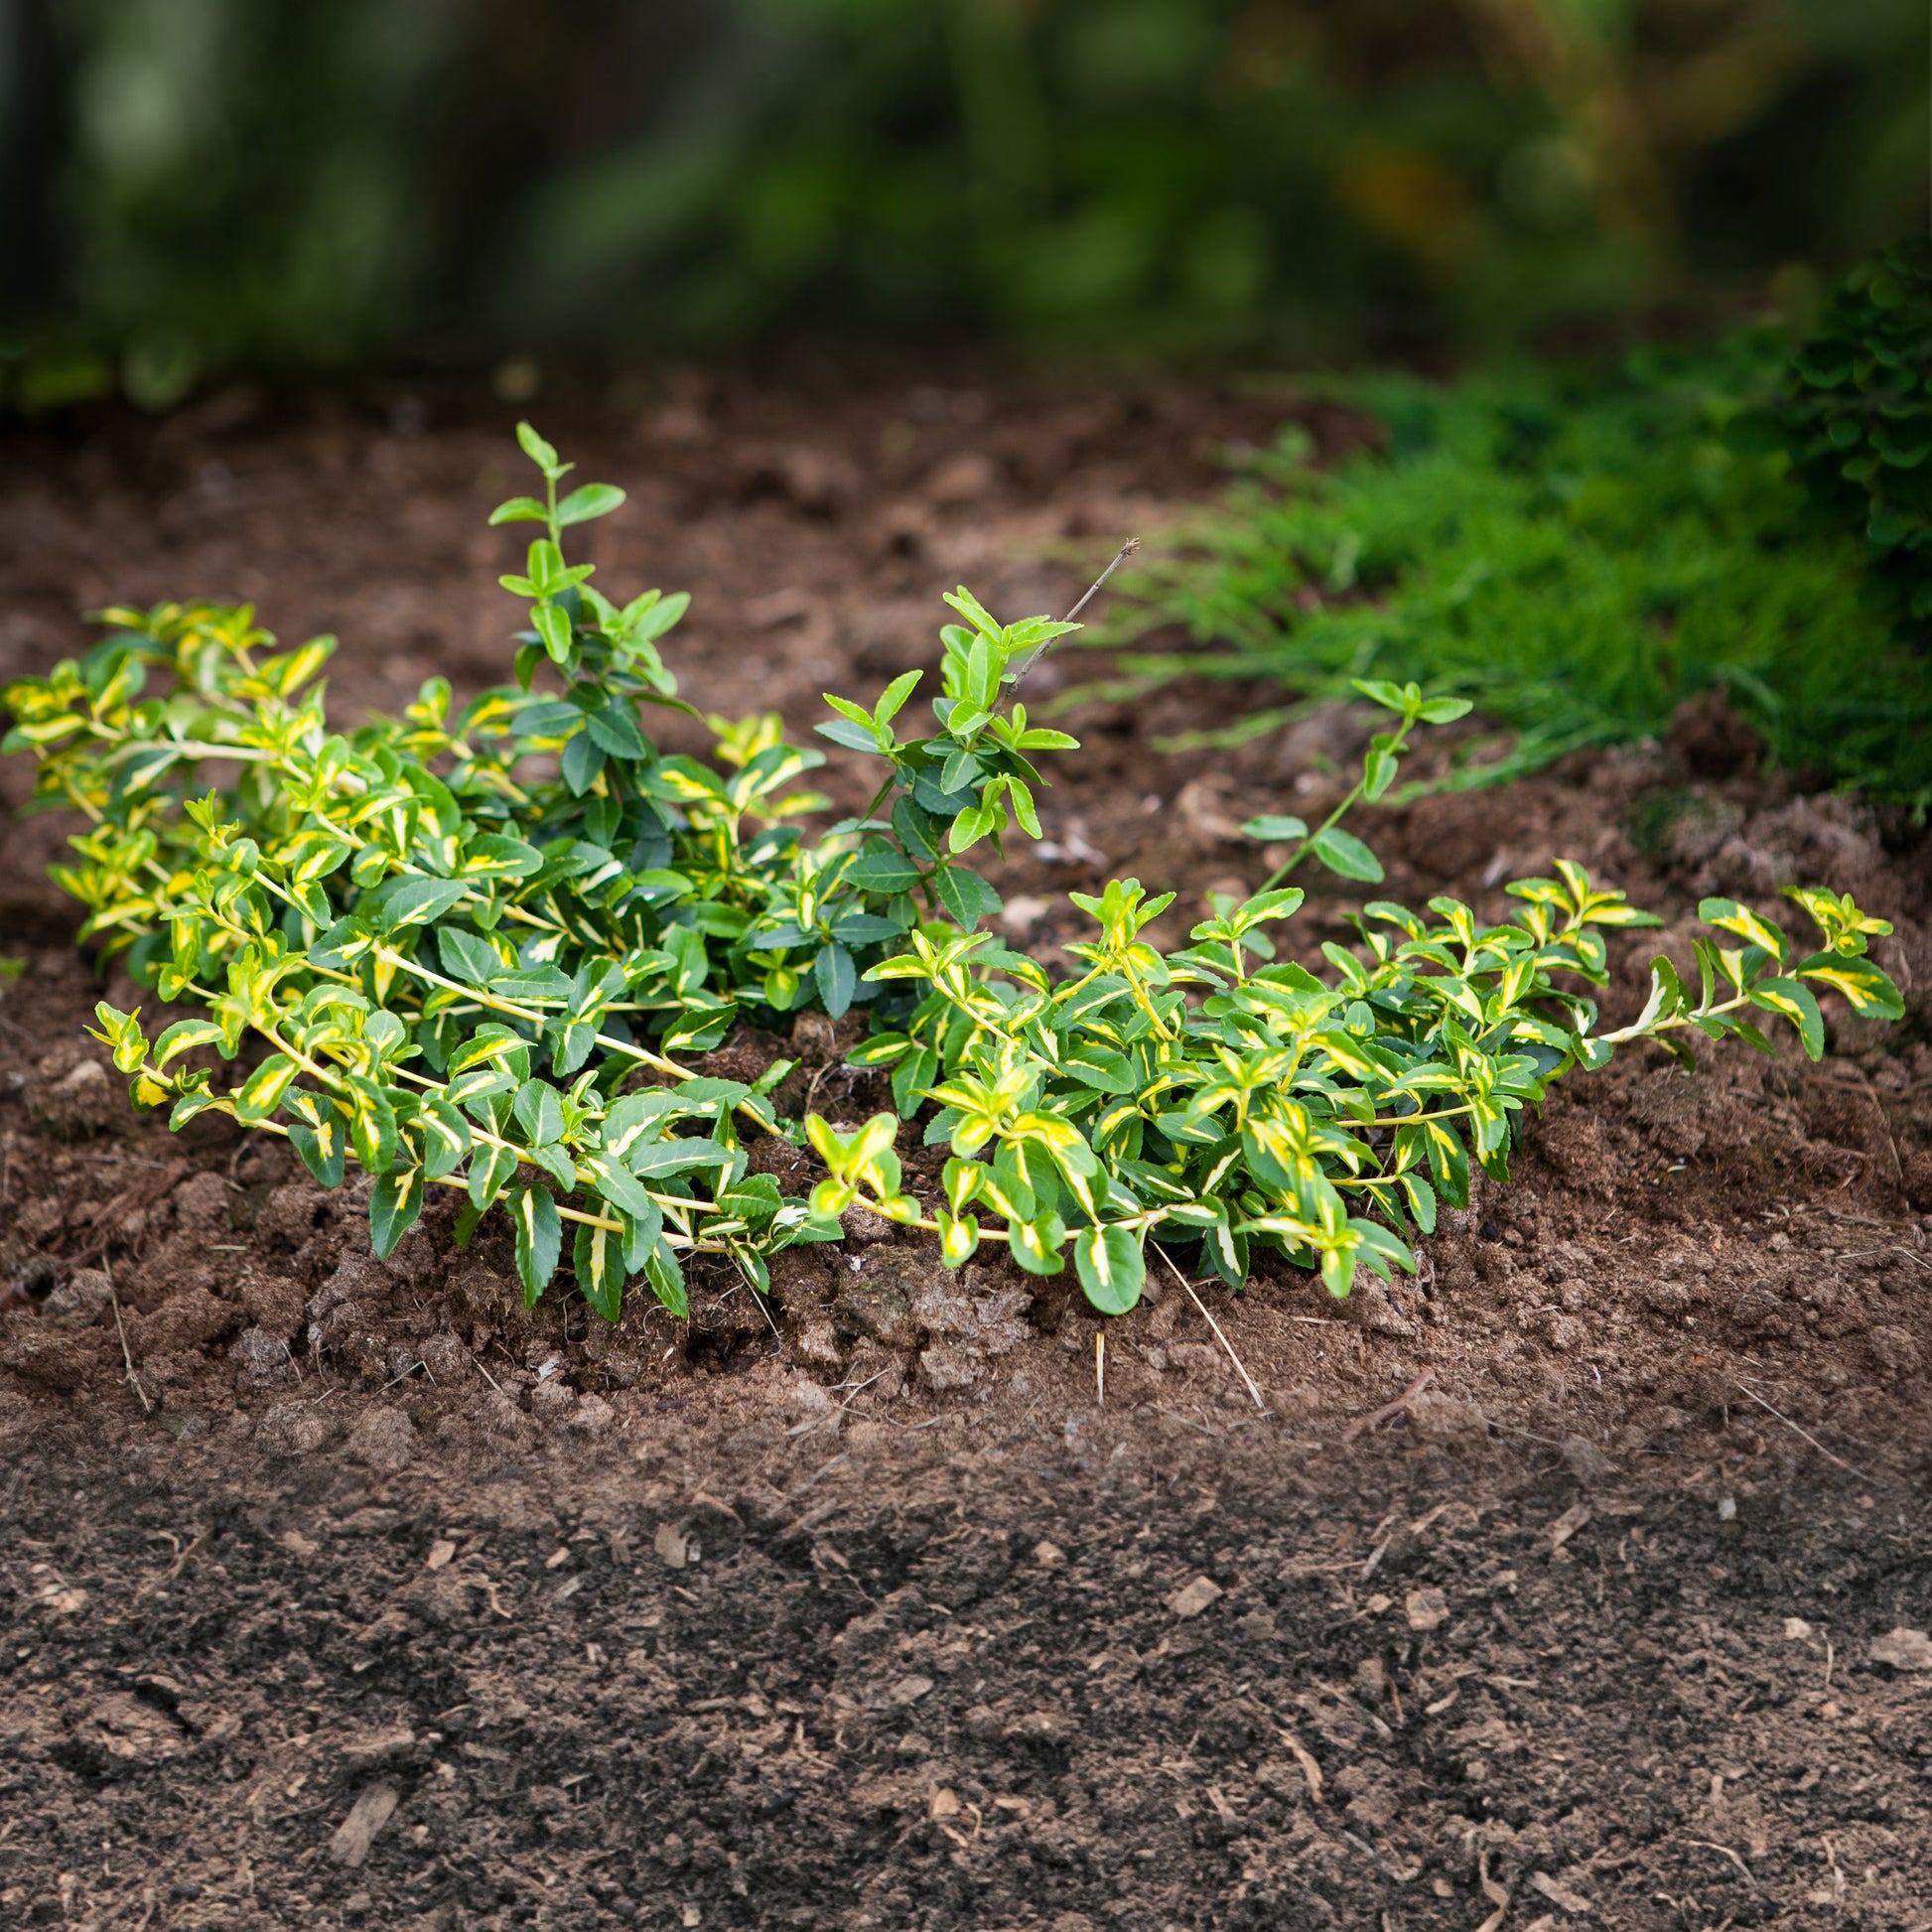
[3,427,1904,1325]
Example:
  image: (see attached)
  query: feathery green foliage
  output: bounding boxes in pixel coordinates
[1098,337,1932,811]
[3,429,1903,1326]
[1771,235,1932,624]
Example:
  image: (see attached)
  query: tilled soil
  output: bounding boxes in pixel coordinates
[3,368,1932,1929]
[3,1423,1932,1931]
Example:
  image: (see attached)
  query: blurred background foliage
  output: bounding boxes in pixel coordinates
[0,0,1927,403]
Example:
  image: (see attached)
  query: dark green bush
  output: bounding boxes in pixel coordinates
[1774,236,1932,622]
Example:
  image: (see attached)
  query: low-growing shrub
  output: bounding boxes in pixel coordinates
[3,429,1903,1323]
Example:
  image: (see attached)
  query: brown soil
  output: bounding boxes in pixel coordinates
[2,369,1931,1931]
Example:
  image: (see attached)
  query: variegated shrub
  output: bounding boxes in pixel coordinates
[3,426,1903,1323]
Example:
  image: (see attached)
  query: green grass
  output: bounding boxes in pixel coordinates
[1096,338,1932,812]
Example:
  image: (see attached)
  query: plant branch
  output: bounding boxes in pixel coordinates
[1009,537,1139,693]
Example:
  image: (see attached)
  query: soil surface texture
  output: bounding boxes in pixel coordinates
[2,369,1930,1931]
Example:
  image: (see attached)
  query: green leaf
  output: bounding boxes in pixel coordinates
[1007,775,1042,839]
[1009,1213,1068,1276]
[369,1168,424,1260]
[573,1218,623,1321]
[1698,897,1788,963]
[965,631,999,711]
[535,603,574,664]
[1745,975,1825,1058]
[1242,815,1308,843]
[875,669,921,724]
[556,483,626,527]
[585,703,647,759]
[584,1151,658,1223]
[290,1118,346,1189]
[1062,1049,1134,1094]
[1633,954,1686,1033]
[234,1053,298,1123]
[618,1200,664,1273]
[487,495,549,526]
[891,1043,939,1115]
[347,1077,398,1175]
[816,717,880,755]
[845,838,920,894]
[438,926,503,986]
[1351,677,1408,712]
[1795,952,1904,1021]
[515,421,563,477]
[626,1136,733,1179]
[1309,826,1385,883]
[560,726,603,791]
[459,834,545,881]
[643,1240,688,1318]
[929,865,999,929]
[153,1017,226,1067]
[467,1141,518,1211]
[719,1173,783,1231]
[661,1003,734,1053]
[513,1077,566,1148]
[814,940,857,1018]
[510,1185,563,1305]
[947,801,998,854]
[892,795,941,862]
[415,1096,473,1178]
[1399,1173,1438,1234]
[1073,1224,1145,1314]
[374,876,469,930]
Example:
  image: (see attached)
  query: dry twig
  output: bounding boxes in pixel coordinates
[106,1264,151,1416]
[1733,1382,1871,1481]
[1153,1245,1267,1412]
[1686,1838,1758,1888]
[1340,1368,1436,1444]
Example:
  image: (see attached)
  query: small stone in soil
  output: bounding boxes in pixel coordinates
[328,1781,399,1867]
[345,1406,416,1473]
[568,1393,616,1434]
[41,1267,112,1331]
[340,1728,416,1772]
[530,1376,576,1420]
[1169,1576,1223,1618]
[1870,1627,1932,1671]
[1548,1503,1591,1550]
[256,1401,339,1456]
[1405,1587,1450,1632]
